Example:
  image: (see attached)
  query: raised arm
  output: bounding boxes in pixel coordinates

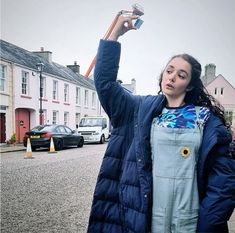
[94,15,140,128]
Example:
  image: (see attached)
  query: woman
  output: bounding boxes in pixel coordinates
[87,15,235,233]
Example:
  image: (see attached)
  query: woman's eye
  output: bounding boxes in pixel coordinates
[179,74,186,79]
[166,70,172,74]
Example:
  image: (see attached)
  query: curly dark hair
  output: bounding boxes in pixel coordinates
[158,54,228,126]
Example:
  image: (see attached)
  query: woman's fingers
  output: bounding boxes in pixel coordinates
[108,15,139,41]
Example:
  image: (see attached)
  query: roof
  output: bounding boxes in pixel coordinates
[0,39,95,90]
[206,74,235,90]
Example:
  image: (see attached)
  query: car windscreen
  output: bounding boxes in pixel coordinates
[79,118,103,127]
[31,125,55,132]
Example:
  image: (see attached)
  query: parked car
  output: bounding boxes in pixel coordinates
[23,124,84,151]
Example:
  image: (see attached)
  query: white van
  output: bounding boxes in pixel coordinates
[77,116,109,144]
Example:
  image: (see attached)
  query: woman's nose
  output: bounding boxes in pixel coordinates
[169,73,176,82]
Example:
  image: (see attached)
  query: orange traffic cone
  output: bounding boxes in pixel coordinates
[48,137,57,153]
[24,138,34,159]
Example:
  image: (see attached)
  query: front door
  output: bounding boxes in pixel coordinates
[15,109,30,143]
[0,113,6,143]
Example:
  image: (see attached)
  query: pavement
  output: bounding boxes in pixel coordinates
[0,143,25,153]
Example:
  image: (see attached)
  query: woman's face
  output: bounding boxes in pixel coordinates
[161,57,192,100]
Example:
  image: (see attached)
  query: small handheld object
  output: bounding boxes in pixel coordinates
[134,18,144,29]
[120,3,144,29]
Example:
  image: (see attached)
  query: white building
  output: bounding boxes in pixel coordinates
[0,40,101,143]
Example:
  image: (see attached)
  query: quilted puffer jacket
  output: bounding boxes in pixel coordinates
[87,40,235,233]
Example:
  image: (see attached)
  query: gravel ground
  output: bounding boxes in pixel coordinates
[1,144,105,233]
[1,143,234,233]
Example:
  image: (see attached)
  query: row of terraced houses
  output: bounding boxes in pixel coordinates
[0,39,234,143]
[0,40,136,143]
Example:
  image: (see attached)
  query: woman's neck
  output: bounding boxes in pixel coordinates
[165,96,185,108]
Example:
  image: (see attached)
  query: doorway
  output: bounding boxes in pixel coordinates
[15,109,30,143]
[0,113,6,143]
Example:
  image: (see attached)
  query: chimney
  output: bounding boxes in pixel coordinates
[33,47,52,63]
[203,63,216,85]
[67,61,80,75]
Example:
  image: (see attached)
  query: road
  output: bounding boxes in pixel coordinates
[1,144,105,233]
[1,143,234,233]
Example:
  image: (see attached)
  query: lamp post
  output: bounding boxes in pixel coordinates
[36,62,44,125]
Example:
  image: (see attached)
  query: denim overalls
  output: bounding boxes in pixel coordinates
[150,107,203,233]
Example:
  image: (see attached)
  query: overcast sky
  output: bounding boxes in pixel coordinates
[1,0,235,95]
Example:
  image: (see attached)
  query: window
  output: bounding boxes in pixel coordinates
[76,87,81,105]
[43,109,47,124]
[53,80,58,100]
[22,71,29,95]
[225,110,233,125]
[75,113,81,126]
[0,65,6,92]
[52,111,59,124]
[92,92,96,108]
[64,84,69,102]
[41,76,46,98]
[85,90,89,106]
[58,126,66,133]
[221,87,224,95]
[214,87,217,95]
[64,126,72,134]
[64,112,69,126]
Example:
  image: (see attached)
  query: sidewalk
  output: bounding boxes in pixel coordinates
[0,143,25,153]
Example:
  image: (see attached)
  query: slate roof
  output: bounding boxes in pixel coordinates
[0,39,95,90]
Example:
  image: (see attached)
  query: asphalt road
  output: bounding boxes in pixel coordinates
[1,143,234,233]
[1,144,105,233]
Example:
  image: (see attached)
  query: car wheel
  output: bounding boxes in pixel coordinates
[32,146,37,151]
[55,140,63,151]
[77,137,84,148]
[100,135,105,144]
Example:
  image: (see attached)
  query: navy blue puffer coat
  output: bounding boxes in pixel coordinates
[87,40,235,233]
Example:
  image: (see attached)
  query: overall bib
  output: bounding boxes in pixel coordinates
[151,107,203,233]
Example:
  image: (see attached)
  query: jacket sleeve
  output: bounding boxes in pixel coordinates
[197,143,235,232]
[94,39,136,128]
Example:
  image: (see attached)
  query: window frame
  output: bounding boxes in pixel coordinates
[0,65,6,92]
[64,83,69,102]
[22,70,29,95]
[53,80,58,100]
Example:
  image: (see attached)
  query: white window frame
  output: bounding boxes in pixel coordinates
[75,112,81,126]
[92,91,96,108]
[52,111,59,124]
[53,80,58,100]
[64,112,69,126]
[76,86,81,105]
[41,76,46,98]
[214,87,217,95]
[220,87,224,96]
[0,65,6,92]
[22,71,29,95]
[84,90,89,107]
[64,83,69,102]
[42,109,47,124]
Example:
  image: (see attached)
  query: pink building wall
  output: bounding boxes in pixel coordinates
[206,75,235,105]
[206,74,235,139]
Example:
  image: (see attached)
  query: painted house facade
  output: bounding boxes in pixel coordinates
[203,64,235,137]
[0,40,102,143]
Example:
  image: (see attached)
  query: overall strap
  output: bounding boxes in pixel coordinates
[195,106,203,132]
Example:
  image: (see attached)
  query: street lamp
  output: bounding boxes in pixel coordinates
[36,62,45,125]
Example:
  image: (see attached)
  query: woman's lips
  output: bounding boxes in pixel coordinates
[166,83,174,89]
